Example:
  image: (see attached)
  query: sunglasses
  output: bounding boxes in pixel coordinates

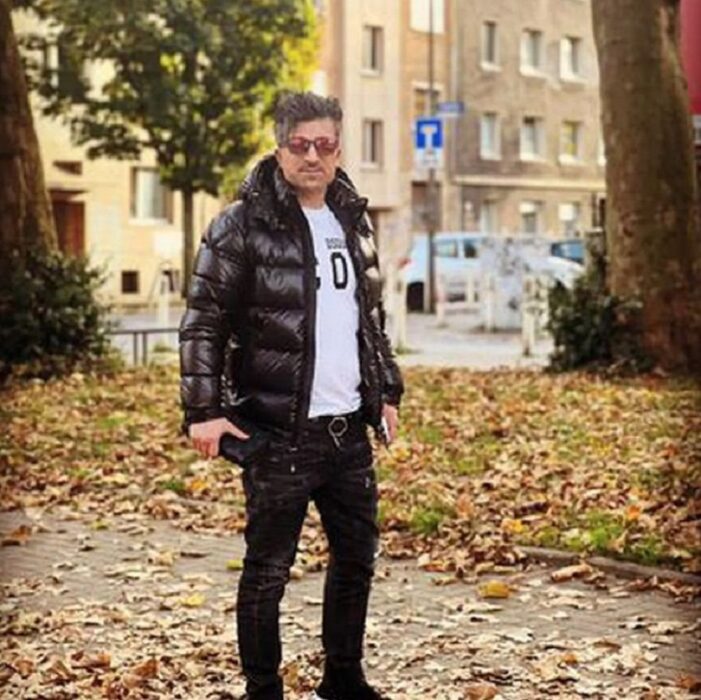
[284,136,339,156]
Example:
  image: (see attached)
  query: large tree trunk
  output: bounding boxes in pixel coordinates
[0,0,56,273]
[592,0,701,372]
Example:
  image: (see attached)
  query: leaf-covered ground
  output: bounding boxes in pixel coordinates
[1,366,699,574]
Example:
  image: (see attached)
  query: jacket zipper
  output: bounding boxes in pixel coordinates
[294,207,317,445]
[340,214,383,431]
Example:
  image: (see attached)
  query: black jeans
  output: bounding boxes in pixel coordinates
[236,415,379,700]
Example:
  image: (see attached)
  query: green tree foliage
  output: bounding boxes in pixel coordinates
[17,0,318,293]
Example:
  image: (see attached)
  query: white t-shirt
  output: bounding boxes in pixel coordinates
[303,205,362,418]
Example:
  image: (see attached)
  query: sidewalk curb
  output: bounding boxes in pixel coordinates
[519,545,701,586]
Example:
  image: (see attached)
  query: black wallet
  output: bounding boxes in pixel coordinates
[218,417,272,466]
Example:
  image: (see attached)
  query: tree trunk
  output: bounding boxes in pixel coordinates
[0,0,57,272]
[182,188,194,299]
[592,0,701,372]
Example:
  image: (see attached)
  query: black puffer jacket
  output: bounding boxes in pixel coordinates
[179,155,403,439]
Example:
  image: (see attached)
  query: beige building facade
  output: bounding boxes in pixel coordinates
[315,0,411,344]
[14,10,222,309]
[317,0,605,280]
[316,0,410,264]
[448,0,605,236]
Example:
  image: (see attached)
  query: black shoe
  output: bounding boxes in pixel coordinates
[313,666,389,700]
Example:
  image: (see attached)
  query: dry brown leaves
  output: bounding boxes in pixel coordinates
[1,365,699,579]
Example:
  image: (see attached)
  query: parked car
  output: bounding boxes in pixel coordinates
[550,238,585,265]
[403,232,585,311]
[403,232,484,311]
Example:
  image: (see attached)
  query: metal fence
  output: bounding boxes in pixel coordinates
[108,327,179,365]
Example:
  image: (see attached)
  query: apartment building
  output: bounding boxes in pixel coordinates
[315,0,408,264]
[322,0,604,245]
[14,11,222,308]
[448,0,605,236]
[18,1,605,310]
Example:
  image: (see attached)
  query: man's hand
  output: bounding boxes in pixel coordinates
[189,418,250,459]
[382,403,399,445]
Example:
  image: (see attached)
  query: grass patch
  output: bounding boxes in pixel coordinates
[449,433,503,476]
[161,478,187,496]
[452,456,487,477]
[409,502,455,536]
[95,413,129,431]
[628,534,666,567]
[415,424,443,445]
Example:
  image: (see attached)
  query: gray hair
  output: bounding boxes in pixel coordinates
[274,91,343,145]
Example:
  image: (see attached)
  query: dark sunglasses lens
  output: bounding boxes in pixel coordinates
[287,138,309,155]
[315,139,338,155]
[286,137,338,155]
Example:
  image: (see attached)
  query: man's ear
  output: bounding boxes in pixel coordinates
[274,148,281,165]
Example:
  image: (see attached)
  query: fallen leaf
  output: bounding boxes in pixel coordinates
[2,524,32,546]
[466,682,498,699]
[478,580,512,599]
[550,563,593,583]
[179,593,206,608]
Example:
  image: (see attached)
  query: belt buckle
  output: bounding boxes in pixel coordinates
[327,416,348,448]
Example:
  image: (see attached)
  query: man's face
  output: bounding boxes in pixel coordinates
[275,118,341,199]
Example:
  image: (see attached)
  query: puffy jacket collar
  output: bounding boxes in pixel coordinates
[238,154,368,228]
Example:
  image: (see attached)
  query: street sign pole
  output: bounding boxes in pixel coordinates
[426,0,437,314]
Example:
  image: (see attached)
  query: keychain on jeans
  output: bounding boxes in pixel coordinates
[327,416,348,449]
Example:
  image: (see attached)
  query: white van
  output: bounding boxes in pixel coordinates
[403,232,484,311]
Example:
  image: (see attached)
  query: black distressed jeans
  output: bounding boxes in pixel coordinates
[235,416,379,700]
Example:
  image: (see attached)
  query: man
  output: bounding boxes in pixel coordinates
[179,92,403,700]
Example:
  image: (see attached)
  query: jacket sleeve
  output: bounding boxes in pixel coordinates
[179,203,249,432]
[376,298,404,408]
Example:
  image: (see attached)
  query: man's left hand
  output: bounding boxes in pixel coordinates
[382,403,399,444]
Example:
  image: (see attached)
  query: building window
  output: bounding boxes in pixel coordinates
[121,270,140,294]
[435,240,458,258]
[362,120,383,166]
[43,33,88,99]
[521,29,544,73]
[480,113,501,159]
[130,167,172,221]
[520,117,545,160]
[480,200,498,234]
[413,86,441,119]
[481,21,499,67]
[520,201,542,234]
[560,36,583,80]
[362,25,383,73]
[558,203,581,236]
[410,0,445,33]
[560,121,583,161]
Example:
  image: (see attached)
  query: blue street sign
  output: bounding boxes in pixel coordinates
[437,100,466,117]
[415,118,443,150]
[415,118,443,169]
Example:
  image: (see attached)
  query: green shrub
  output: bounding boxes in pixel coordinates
[547,275,651,372]
[546,233,652,374]
[0,250,117,380]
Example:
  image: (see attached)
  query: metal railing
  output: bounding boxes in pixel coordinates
[108,327,179,365]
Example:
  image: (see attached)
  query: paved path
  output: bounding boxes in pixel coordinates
[1,510,699,699]
[109,308,553,370]
[399,312,553,370]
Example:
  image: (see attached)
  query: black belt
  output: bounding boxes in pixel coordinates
[304,410,363,447]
